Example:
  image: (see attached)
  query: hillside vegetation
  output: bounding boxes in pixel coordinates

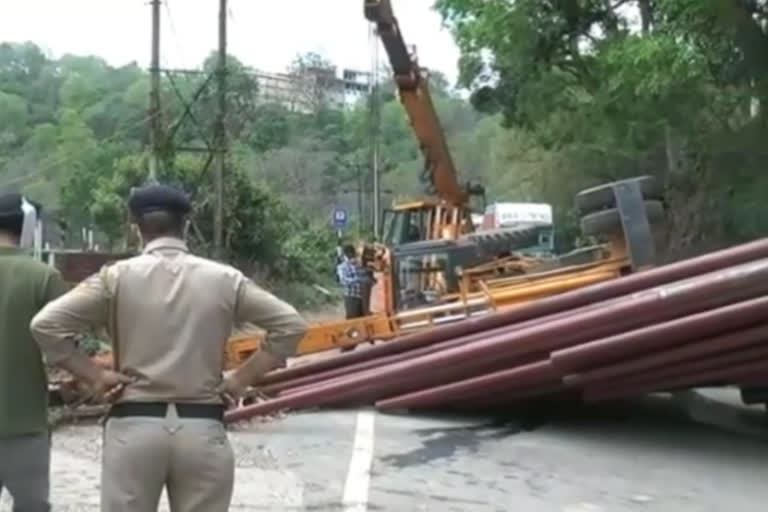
[2,0,767,301]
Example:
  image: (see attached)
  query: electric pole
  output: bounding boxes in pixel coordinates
[214,0,227,258]
[369,25,381,239]
[357,161,364,237]
[145,1,233,256]
[368,24,381,240]
[148,0,162,182]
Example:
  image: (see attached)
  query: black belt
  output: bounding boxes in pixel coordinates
[108,402,224,421]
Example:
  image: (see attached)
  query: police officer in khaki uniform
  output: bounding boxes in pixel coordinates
[30,184,309,512]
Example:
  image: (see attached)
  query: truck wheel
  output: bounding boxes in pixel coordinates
[575,176,662,215]
[468,227,540,251]
[580,200,665,237]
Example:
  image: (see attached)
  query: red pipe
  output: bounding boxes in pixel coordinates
[319,351,549,409]
[226,258,768,423]
[278,270,734,401]
[563,323,768,388]
[550,295,768,374]
[375,360,556,410]
[226,353,541,421]
[265,322,537,395]
[259,239,768,386]
[264,336,476,395]
[599,343,768,390]
[268,304,609,396]
[446,382,567,410]
[303,258,768,405]
[583,357,768,402]
[735,377,768,386]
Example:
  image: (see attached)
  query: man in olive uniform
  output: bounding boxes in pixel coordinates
[0,193,67,511]
[31,184,309,512]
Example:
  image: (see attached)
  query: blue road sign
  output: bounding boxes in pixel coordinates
[332,208,348,229]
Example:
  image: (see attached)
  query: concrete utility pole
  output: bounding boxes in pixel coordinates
[214,0,227,258]
[369,24,382,239]
[147,1,232,256]
[357,161,364,237]
[148,0,162,182]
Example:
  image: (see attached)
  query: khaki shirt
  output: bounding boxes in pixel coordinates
[30,237,308,404]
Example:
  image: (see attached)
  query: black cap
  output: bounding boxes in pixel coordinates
[0,193,23,218]
[128,184,192,218]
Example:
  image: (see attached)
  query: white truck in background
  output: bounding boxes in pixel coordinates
[480,202,555,256]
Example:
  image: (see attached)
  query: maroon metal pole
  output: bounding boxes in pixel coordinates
[265,323,539,395]
[599,342,768,389]
[320,351,549,408]
[267,305,604,396]
[583,356,768,402]
[226,353,542,421]
[735,376,768,386]
[550,295,768,374]
[563,323,768,387]
[375,360,556,410]
[446,382,567,410]
[226,257,768,423]
[274,274,756,395]
[259,239,768,386]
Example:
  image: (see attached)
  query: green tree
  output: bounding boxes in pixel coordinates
[0,91,27,147]
[0,39,509,302]
[288,51,339,112]
[435,0,768,249]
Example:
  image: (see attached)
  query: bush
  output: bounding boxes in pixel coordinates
[266,279,339,310]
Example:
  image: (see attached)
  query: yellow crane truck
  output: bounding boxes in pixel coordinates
[225,0,666,365]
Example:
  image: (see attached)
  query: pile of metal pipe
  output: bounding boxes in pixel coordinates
[225,239,768,423]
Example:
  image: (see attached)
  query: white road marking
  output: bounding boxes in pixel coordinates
[562,503,604,512]
[631,494,654,504]
[342,409,376,512]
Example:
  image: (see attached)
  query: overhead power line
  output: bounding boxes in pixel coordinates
[163,0,188,67]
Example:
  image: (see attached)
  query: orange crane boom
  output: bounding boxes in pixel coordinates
[364,0,470,206]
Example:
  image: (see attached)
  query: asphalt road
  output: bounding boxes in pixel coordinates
[2,390,767,511]
[255,390,768,512]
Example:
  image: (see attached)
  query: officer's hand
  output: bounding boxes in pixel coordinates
[217,371,248,407]
[93,369,135,402]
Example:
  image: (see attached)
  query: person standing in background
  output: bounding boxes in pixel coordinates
[360,261,376,316]
[337,244,370,320]
[336,244,374,352]
[0,193,67,512]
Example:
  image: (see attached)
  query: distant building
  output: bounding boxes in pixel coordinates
[253,71,306,111]
[341,68,373,104]
[253,66,372,113]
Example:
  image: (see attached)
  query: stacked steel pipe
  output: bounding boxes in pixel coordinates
[225,239,768,423]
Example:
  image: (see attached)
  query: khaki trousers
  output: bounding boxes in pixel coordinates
[101,404,234,512]
[0,432,50,512]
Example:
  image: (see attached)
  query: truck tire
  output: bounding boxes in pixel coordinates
[580,200,665,237]
[575,176,662,215]
[467,227,540,251]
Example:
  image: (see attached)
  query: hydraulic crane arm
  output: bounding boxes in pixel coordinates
[364,0,470,206]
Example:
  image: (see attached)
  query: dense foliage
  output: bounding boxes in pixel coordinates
[435,0,768,254]
[0,43,493,304]
[3,0,768,306]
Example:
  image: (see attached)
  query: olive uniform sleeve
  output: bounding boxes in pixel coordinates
[43,268,71,305]
[30,265,113,365]
[234,278,309,360]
